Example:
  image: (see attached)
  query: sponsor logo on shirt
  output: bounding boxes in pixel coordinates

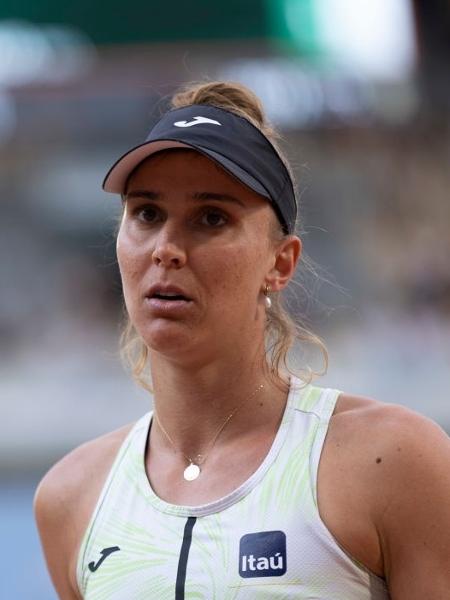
[239,530,287,578]
[88,546,120,572]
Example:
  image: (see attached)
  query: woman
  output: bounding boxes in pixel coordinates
[34,81,450,599]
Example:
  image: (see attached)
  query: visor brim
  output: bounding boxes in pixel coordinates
[102,139,271,201]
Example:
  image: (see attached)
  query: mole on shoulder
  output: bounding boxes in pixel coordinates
[376,457,382,464]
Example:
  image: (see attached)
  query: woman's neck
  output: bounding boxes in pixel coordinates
[148,347,289,460]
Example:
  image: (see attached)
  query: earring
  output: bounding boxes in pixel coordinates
[264,284,272,309]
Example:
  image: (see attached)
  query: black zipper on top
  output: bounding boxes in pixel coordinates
[175,516,197,599]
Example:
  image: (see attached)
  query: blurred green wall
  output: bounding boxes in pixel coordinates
[0,0,267,43]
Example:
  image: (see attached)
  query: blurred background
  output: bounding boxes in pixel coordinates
[1,0,449,596]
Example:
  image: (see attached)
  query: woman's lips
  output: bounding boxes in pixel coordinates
[144,296,193,315]
[144,283,194,316]
[145,284,192,301]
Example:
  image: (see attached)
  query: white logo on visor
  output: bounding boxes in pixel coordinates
[174,116,222,128]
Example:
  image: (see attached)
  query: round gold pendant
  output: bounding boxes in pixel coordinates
[184,463,200,481]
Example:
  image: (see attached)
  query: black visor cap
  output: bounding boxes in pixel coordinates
[103,104,297,234]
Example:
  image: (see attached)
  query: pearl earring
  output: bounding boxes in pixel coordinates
[264,284,272,309]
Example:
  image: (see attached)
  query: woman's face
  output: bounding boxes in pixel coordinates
[116,149,295,363]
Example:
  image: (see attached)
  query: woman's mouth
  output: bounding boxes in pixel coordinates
[152,292,188,301]
[145,286,193,315]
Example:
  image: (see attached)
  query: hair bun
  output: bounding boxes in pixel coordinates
[171,80,269,132]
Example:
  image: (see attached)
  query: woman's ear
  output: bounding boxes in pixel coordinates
[267,235,302,292]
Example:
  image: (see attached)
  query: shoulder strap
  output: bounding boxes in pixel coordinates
[308,387,342,506]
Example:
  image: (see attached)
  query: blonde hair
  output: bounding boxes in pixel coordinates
[120,80,328,391]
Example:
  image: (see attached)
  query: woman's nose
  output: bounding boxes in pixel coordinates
[151,227,187,269]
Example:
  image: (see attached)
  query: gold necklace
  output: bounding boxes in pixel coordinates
[153,383,265,481]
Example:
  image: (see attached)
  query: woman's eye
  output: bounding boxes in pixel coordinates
[200,210,227,227]
[136,206,159,223]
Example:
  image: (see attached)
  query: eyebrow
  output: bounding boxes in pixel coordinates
[123,190,245,207]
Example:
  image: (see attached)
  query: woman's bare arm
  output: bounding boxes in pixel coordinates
[34,424,133,599]
[375,405,450,599]
[34,458,84,600]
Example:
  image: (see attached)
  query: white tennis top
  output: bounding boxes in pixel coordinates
[76,377,390,599]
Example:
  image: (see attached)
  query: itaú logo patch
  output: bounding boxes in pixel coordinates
[239,531,287,578]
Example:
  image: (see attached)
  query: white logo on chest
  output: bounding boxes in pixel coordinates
[241,551,284,572]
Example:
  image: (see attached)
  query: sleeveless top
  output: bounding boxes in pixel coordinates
[76,377,390,599]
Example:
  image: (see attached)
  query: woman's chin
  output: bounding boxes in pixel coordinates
[139,320,199,358]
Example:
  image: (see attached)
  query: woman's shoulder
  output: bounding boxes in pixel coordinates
[35,419,137,509]
[33,420,137,599]
[319,390,450,578]
[329,391,450,591]
[332,390,447,441]
[328,390,450,522]
[330,390,448,461]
